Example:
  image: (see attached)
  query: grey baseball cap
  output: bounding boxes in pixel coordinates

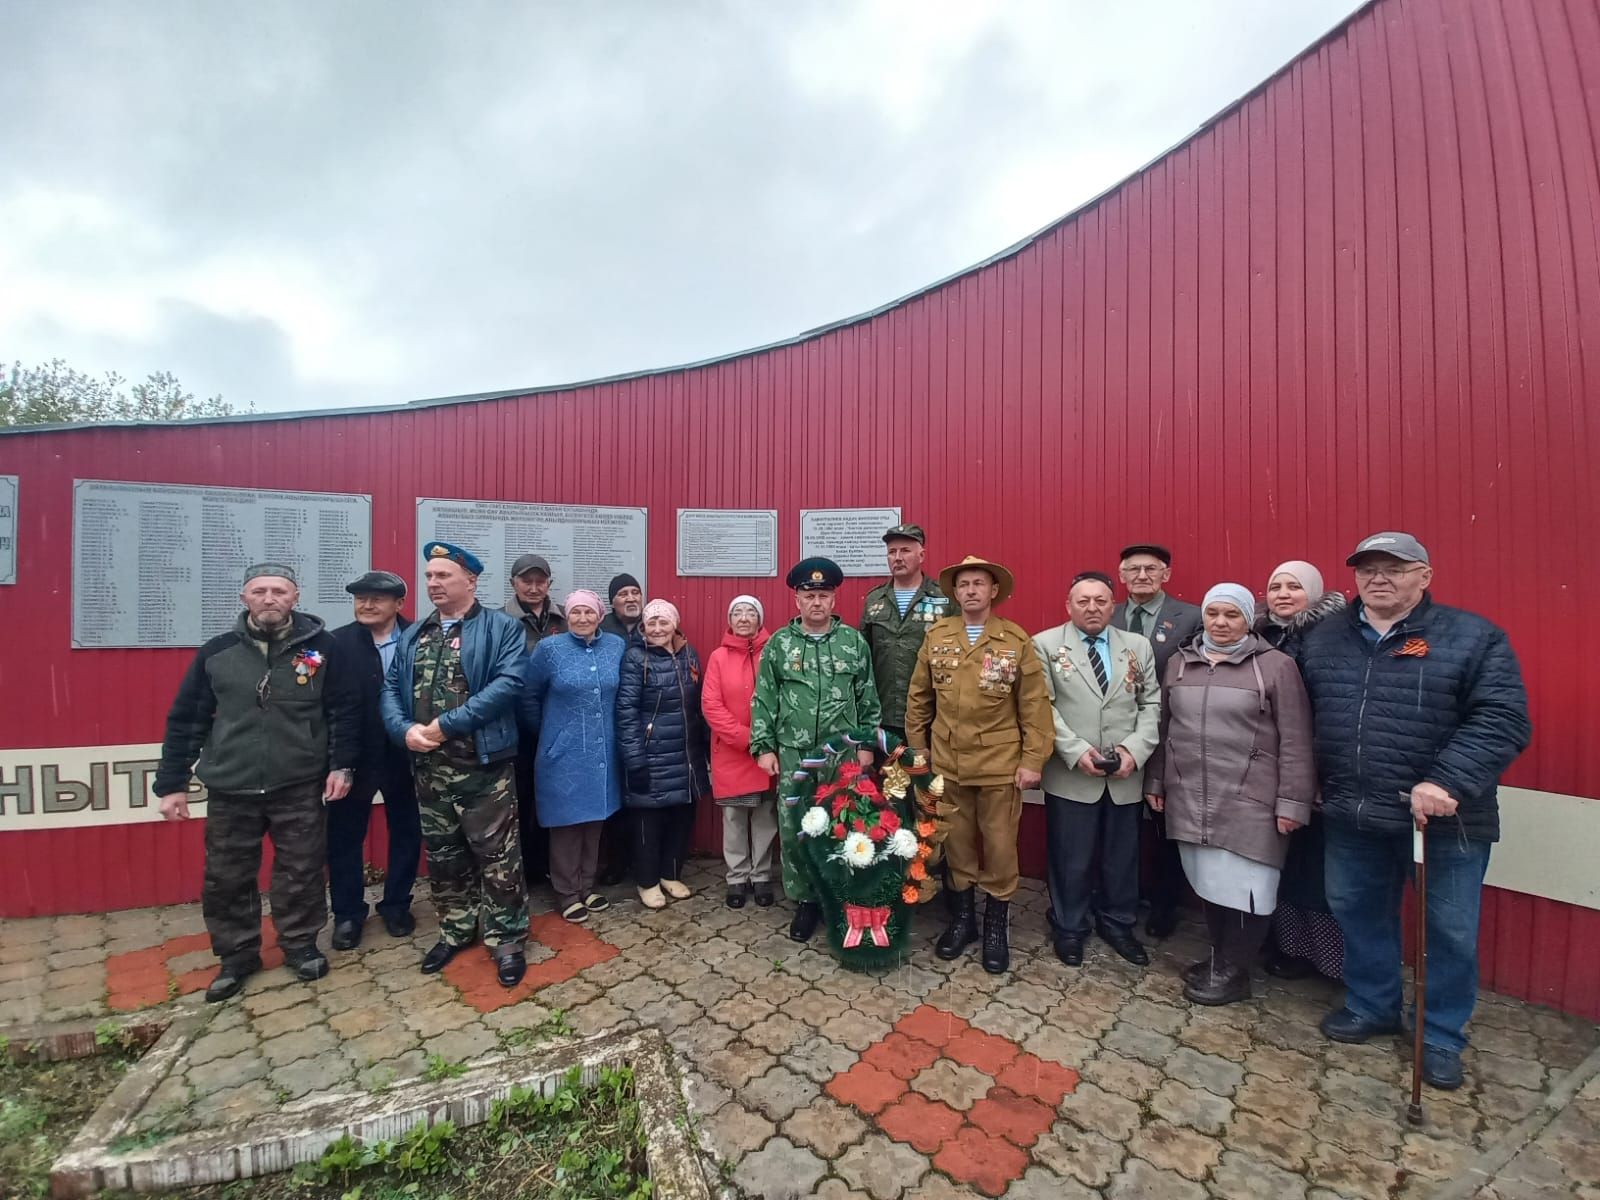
[1346,531,1430,565]
[511,553,552,578]
[243,562,298,586]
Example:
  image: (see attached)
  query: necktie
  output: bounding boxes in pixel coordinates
[1129,607,1146,637]
[1085,635,1109,692]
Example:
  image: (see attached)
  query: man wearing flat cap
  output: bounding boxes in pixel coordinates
[861,523,951,742]
[751,557,881,943]
[1299,532,1529,1091]
[905,555,1053,973]
[381,542,531,987]
[1111,542,1202,939]
[155,563,359,1001]
[505,553,566,888]
[326,570,421,950]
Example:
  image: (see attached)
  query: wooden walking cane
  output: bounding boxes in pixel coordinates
[1408,821,1428,1126]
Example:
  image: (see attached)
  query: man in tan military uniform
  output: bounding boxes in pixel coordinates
[905,555,1052,973]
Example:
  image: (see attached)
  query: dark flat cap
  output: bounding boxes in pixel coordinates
[511,553,551,578]
[345,570,407,598]
[1118,543,1172,565]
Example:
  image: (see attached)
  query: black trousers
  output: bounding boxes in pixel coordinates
[513,739,550,885]
[1045,790,1140,938]
[632,805,695,889]
[1143,810,1187,917]
[326,754,422,924]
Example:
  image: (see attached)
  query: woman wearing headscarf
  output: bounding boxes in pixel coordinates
[1255,560,1347,980]
[616,599,710,909]
[519,590,624,924]
[701,595,778,909]
[1144,583,1316,1005]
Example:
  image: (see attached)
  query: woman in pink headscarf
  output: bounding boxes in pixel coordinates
[1254,559,1347,980]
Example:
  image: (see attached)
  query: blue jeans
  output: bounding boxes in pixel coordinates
[1324,820,1490,1054]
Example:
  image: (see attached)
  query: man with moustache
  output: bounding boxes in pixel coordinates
[504,553,566,887]
[1111,542,1202,939]
[155,563,359,1001]
[860,523,951,741]
[381,542,530,987]
[327,570,422,950]
[601,573,645,644]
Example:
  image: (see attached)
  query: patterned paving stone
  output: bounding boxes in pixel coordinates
[1104,1155,1209,1200]
[910,1058,994,1112]
[732,1135,828,1199]
[933,1124,1031,1197]
[783,1034,860,1085]
[1032,1122,1125,1189]
[1127,1117,1223,1180]
[1059,1082,1143,1142]
[1148,1079,1234,1136]
[783,1097,871,1158]
[700,1101,776,1161]
[834,1132,931,1200]
[744,1064,823,1122]
[1224,1108,1318,1172]
[1164,1045,1246,1096]
[1211,1148,1310,1199]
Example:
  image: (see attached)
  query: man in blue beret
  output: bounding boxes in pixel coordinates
[381,542,531,987]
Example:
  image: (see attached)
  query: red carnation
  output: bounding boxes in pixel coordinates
[831,796,850,818]
[838,762,864,782]
[832,823,846,839]
[879,810,901,834]
[856,779,882,798]
[868,825,888,842]
[852,818,867,834]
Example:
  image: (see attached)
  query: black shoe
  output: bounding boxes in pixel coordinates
[1421,1045,1464,1090]
[331,919,363,951]
[788,901,822,943]
[1185,961,1251,1006]
[1053,936,1084,967]
[752,885,775,908]
[980,895,1010,975]
[1145,906,1180,939]
[283,946,330,982]
[204,959,260,1003]
[1319,1006,1402,1044]
[1265,948,1312,979]
[380,910,416,938]
[420,942,461,974]
[935,888,978,960]
[1182,957,1212,986]
[726,889,747,909]
[496,952,527,988]
[1098,924,1149,966]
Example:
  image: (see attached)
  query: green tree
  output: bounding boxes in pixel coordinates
[0,359,241,427]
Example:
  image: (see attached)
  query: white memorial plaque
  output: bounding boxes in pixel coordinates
[0,475,15,585]
[71,480,372,648]
[799,507,901,577]
[676,509,778,577]
[416,498,648,607]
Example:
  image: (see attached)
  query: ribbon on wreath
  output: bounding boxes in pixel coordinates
[841,902,892,949]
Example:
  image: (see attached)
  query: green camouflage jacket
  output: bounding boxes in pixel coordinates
[750,617,881,759]
[860,575,951,729]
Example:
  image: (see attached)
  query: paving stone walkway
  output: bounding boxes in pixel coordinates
[2,859,1596,1198]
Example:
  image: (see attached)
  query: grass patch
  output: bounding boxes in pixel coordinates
[172,1065,651,1200]
[0,1047,139,1200]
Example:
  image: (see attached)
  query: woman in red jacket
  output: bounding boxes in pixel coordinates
[702,595,776,908]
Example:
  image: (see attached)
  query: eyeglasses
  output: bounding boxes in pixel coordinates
[1354,564,1426,581]
[1120,565,1166,577]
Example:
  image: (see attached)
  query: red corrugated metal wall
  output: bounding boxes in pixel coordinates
[1,0,1597,1016]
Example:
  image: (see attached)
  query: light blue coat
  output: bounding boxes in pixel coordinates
[519,630,624,827]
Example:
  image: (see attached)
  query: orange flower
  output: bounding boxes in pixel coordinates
[916,843,933,861]
[916,820,937,838]
[908,860,927,881]
[902,884,920,904]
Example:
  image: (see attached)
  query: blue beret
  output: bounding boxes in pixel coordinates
[786,557,843,590]
[422,541,484,576]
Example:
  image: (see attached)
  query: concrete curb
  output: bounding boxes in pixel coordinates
[48,1025,709,1199]
[2,1012,172,1065]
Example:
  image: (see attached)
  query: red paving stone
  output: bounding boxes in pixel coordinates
[105,920,282,1010]
[966,1086,1056,1148]
[824,1060,910,1115]
[441,914,618,1014]
[896,1003,970,1048]
[875,1091,967,1154]
[932,1124,1031,1197]
[860,1030,942,1081]
[994,1050,1080,1106]
[943,1026,1021,1075]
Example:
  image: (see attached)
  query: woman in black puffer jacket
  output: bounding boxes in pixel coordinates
[616,599,710,909]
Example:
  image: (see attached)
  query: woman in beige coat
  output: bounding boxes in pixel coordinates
[1144,583,1316,1005]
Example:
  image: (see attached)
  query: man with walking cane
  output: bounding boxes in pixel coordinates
[1298,532,1530,1091]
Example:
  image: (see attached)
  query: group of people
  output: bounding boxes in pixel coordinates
[156,523,1529,1092]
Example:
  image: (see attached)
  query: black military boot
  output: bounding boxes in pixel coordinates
[788,901,822,943]
[981,894,1010,974]
[935,888,978,960]
[204,957,260,1003]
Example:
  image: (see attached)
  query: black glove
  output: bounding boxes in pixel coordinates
[627,767,650,794]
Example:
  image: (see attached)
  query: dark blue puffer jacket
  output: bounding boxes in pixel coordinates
[616,640,711,809]
[1297,596,1530,842]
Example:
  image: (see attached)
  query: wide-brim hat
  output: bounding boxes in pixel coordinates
[939,555,1015,603]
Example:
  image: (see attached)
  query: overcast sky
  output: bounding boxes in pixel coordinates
[1,1,1365,414]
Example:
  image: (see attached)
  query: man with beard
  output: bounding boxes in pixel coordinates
[601,574,645,644]
[155,563,359,1001]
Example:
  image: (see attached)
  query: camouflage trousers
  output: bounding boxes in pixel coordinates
[774,749,818,903]
[414,757,528,951]
[203,780,327,969]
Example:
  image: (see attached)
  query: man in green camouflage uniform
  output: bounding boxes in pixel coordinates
[751,557,881,943]
[860,522,951,739]
[381,541,531,987]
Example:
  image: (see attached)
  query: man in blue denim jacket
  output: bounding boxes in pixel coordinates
[382,542,529,987]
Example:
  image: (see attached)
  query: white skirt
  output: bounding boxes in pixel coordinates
[1178,843,1281,915]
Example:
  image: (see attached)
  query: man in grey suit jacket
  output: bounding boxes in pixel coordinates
[1111,542,1202,939]
[1034,572,1161,967]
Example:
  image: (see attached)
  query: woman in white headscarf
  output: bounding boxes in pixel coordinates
[1144,584,1316,1005]
[1254,560,1347,980]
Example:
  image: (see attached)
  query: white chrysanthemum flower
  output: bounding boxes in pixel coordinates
[800,807,830,838]
[887,828,919,860]
[840,832,875,868]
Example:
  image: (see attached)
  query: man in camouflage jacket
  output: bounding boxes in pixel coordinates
[751,557,881,942]
[860,523,951,737]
